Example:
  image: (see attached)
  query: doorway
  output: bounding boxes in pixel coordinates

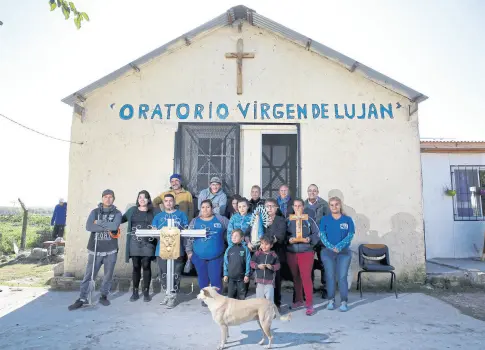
[261,134,298,199]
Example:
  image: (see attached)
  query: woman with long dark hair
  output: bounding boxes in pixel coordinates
[122,190,160,302]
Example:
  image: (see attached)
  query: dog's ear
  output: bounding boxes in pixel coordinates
[213,286,220,292]
[203,288,212,298]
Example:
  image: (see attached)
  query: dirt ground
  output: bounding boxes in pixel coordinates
[0,262,53,287]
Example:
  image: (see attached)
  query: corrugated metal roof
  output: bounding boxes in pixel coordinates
[61,5,428,107]
[420,138,485,143]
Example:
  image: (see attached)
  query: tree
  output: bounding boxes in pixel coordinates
[49,0,89,29]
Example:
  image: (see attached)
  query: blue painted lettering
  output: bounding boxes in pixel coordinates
[380,103,393,119]
[321,104,329,119]
[165,104,175,120]
[368,103,378,119]
[176,103,190,119]
[237,103,250,119]
[260,103,271,119]
[194,104,204,119]
[334,104,344,119]
[312,104,320,119]
[139,104,149,119]
[344,104,355,119]
[286,104,295,119]
[151,104,163,119]
[216,103,229,120]
[119,104,134,120]
[297,104,307,119]
[357,103,366,119]
[273,104,284,119]
[253,101,258,120]
[209,102,213,119]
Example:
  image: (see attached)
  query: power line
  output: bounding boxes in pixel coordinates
[0,113,84,145]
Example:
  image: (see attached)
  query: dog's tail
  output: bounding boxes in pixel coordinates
[273,304,292,322]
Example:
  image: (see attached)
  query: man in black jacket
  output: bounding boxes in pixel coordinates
[68,189,122,310]
[248,185,265,213]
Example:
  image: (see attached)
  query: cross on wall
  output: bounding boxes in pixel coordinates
[225,38,255,95]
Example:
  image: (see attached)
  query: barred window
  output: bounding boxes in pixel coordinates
[451,165,485,221]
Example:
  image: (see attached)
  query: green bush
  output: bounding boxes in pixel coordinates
[0,214,51,254]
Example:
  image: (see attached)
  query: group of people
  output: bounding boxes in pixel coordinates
[68,174,355,316]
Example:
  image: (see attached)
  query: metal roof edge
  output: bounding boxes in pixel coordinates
[61,12,228,107]
[61,4,428,107]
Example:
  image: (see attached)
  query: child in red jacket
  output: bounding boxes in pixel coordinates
[250,235,280,302]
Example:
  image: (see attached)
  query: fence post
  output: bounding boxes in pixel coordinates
[18,198,28,250]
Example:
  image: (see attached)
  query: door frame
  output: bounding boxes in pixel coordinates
[239,123,301,199]
[173,122,241,197]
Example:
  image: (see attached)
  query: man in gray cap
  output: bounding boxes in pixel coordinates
[68,189,122,310]
[197,176,227,216]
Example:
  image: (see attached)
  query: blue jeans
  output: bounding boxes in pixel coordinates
[321,248,351,302]
[79,252,118,300]
[191,253,223,291]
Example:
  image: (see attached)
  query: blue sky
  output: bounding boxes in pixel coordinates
[0,0,484,207]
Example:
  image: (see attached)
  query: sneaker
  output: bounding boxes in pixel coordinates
[68,298,86,311]
[143,289,151,302]
[99,295,110,306]
[130,289,139,302]
[166,294,177,309]
[160,295,169,305]
[327,300,335,310]
[291,302,304,309]
[339,301,349,312]
[306,307,315,316]
[321,289,328,299]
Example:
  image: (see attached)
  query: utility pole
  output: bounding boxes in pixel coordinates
[18,198,28,250]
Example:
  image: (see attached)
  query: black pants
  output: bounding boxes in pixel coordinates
[158,257,184,292]
[132,256,152,290]
[227,278,246,300]
[52,225,65,240]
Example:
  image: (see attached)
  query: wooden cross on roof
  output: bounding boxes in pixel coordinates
[225,38,255,95]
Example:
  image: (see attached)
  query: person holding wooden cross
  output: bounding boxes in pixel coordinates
[286,198,320,316]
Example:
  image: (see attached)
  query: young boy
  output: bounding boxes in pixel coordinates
[223,229,251,300]
[250,235,280,302]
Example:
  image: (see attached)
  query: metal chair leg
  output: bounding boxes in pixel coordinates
[359,271,363,298]
[356,271,361,290]
[389,272,393,290]
[392,272,398,299]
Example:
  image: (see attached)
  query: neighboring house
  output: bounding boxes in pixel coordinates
[421,140,485,259]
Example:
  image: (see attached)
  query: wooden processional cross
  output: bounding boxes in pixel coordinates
[289,210,309,243]
[225,38,255,95]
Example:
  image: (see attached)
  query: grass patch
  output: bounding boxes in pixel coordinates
[0,263,53,287]
[0,214,52,254]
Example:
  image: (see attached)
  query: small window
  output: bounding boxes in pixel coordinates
[451,165,485,221]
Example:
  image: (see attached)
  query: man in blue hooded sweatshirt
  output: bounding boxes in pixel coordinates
[197,176,227,216]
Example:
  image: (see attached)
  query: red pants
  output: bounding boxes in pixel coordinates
[286,251,314,308]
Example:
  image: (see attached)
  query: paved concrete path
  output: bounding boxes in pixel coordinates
[0,287,483,350]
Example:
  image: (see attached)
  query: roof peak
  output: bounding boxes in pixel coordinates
[62,4,428,107]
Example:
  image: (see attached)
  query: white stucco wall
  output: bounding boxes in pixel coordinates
[64,22,425,280]
[422,152,485,259]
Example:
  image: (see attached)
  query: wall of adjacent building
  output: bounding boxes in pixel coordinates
[422,152,485,259]
[64,21,425,281]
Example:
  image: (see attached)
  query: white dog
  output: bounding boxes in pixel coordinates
[197,286,291,349]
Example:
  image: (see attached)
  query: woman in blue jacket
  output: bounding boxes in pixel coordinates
[186,199,229,306]
[319,196,355,312]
